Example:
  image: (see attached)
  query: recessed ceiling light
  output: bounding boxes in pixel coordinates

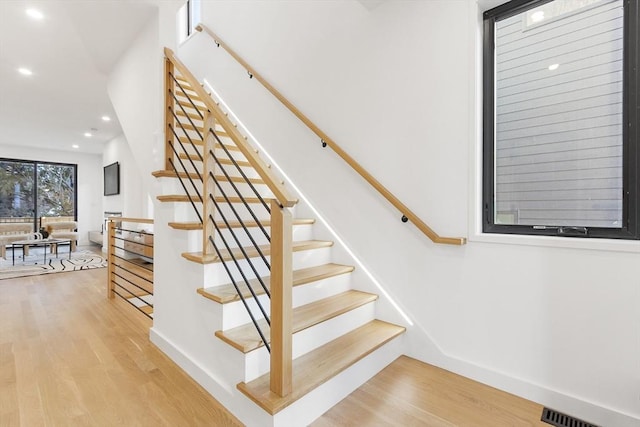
[84,132,92,137]
[72,144,79,149]
[548,63,560,71]
[101,115,111,122]
[26,8,44,20]
[531,11,545,22]
[18,68,33,76]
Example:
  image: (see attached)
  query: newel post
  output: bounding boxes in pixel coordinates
[202,112,216,255]
[270,199,293,396]
[164,57,174,171]
[107,220,115,299]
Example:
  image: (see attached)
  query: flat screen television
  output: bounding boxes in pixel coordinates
[104,162,120,196]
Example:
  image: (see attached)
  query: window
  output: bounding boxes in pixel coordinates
[178,0,201,43]
[483,0,639,239]
[0,159,77,232]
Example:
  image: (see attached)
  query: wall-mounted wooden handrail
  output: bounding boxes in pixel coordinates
[164,47,297,208]
[195,24,466,245]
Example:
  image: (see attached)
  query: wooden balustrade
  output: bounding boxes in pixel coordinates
[107,217,154,319]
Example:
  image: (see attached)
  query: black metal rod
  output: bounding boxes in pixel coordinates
[113,262,153,286]
[171,90,205,143]
[171,95,204,145]
[168,156,203,223]
[207,143,270,241]
[168,138,204,200]
[115,228,153,236]
[208,153,270,243]
[113,253,153,272]
[207,186,271,298]
[171,115,204,177]
[110,243,150,257]
[170,72,204,119]
[207,143,270,242]
[207,188,271,298]
[112,272,154,302]
[205,233,271,352]
[208,177,271,273]
[208,210,271,325]
[113,236,154,249]
[112,289,153,320]
[210,129,271,214]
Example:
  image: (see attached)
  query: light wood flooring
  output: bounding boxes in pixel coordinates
[1,260,546,426]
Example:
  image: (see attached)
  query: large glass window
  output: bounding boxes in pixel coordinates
[483,0,639,239]
[0,159,77,232]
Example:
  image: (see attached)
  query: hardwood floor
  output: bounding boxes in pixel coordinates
[1,258,546,426]
[313,355,546,427]
[0,266,241,427]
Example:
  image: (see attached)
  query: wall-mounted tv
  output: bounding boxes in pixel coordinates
[104,162,120,196]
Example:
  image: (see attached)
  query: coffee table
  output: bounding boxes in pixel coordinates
[11,238,72,266]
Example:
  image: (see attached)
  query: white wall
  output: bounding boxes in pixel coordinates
[0,143,102,245]
[102,134,143,219]
[174,1,640,425]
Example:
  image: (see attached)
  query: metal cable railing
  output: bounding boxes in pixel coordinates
[164,52,295,396]
[107,218,154,320]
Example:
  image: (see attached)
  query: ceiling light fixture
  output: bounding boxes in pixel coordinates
[18,68,33,76]
[72,144,79,149]
[548,63,560,71]
[531,10,545,22]
[101,115,111,122]
[84,132,92,137]
[26,8,44,20]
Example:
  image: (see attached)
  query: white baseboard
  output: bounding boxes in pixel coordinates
[407,345,640,427]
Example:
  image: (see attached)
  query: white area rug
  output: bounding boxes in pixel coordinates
[0,249,106,280]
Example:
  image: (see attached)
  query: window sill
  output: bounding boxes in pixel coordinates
[469,231,640,253]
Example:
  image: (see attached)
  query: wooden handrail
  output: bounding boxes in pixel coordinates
[116,217,154,224]
[164,47,297,208]
[195,24,466,245]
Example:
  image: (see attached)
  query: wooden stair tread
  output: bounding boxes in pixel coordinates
[176,100,206,110]
[170,218,314,231]
[151,170,264,184]
[157,195,266,204]
[175,110,203,121]
[198,262,353,304]
[237,320,405,414]
[216,290,377,353]
[182,240,333,264]
[138,305,154,315]
[178,136,237,147]
[178,152,252,167]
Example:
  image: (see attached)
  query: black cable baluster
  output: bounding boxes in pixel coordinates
[211,130,271,215]
[207,163,271,271]
[168,140,203,201]
[207,185,271,299]
[208,140,271,254]
[206,232,271,352]
[171,118,204,176]
[205,204,271,324]
[168,156,203,223]
[171,94,204,142]
[170,73,204,120]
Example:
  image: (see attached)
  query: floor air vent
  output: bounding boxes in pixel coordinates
[541,407,599,427]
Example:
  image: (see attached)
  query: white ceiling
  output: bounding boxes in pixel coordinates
[0,0,157,155]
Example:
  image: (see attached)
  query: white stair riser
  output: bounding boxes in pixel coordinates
[219,273,352,330]
[272,335,404,427]
[242,302,377,382]
[212,224,313,249]
[203,247,332,287]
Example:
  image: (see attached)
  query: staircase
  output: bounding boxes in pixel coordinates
[151,49,406,426]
